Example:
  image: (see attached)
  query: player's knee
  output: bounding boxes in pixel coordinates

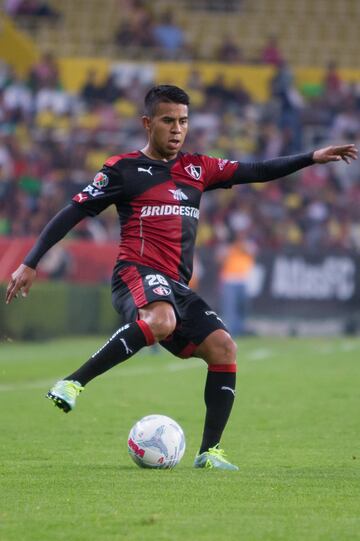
[150,313,176,341]
[205,333,237,364]
[198,330,237,365]
[219,335,237,364]
[140,302,177,342]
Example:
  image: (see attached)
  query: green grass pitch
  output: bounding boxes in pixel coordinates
[1,336,360,541]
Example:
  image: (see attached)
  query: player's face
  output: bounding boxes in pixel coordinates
[143,102,189,159]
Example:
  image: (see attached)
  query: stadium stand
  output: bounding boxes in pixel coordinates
[9,0,360,66]
[0,49,359,255]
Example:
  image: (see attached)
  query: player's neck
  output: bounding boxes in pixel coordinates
[141,145,178,162]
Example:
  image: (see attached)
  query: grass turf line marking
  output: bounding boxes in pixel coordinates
[0,348,280,391]
[0,359,202,392]
[246,348,273,361]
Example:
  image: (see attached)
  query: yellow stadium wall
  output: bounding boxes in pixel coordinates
[295,67,360,88]
[59,58,275,101]
[1,18,359,96]
[0,15,39,77]
[58,59,360,102]
[58,58,111,92]
[156,62,275,102]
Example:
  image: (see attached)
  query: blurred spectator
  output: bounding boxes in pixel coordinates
[3,73,33,122]
[0,62,12,91]
[205,74,233,112]
[257,121,284,159]
[80,70,102,106]
[35,85,71,115]
[271,60,293,98]
[117,0,152,29]
[29,52,60,91]
[6,0,60,19]
[153,11,185,59]
[322,61,345,112]
[260,36,284,66]
[185,70,206,109]
[218,232,256,336]
[217,37,243,64]
[330,97,360,142]
[115,0,156,50]
[101,73,123,104]
[115,21,155,50]
[4,0,24,16]
[228,79,251,109]
[270,61,304,152]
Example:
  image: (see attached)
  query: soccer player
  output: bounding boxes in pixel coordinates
[6,85,357,470]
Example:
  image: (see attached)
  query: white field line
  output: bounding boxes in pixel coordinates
[314,341,360,355]
[315,344,334,355]
[0,359,203,392]
[8,340,358,393]
[339,341,360,352]
[246,348,273,361]
[0,348,278,392]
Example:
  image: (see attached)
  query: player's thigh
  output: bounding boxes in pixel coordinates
[112,263,178,336]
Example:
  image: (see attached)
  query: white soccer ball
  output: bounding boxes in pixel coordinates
[128,414,186,469]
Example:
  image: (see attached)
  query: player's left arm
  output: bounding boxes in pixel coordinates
[312,145,358,164]
[203,145,357,190]
[231,144,357,185]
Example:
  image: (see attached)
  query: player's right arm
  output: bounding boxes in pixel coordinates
[6,162,123,304]
[5,204,89,304]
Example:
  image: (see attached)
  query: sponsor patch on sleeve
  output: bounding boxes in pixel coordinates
[93,172,109,189]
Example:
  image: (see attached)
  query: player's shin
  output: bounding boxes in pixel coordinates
[199,363,237,454]
[65,320,155,385]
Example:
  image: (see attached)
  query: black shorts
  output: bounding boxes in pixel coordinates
[111,261,228,358]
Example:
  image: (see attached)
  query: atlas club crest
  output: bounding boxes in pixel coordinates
[153,286,171,296]
[185,164,202,180]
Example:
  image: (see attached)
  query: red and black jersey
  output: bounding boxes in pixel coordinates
[23,150,312,274]
[72,151,240,283]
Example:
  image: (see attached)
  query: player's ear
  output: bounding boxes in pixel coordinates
[142,115,151,132]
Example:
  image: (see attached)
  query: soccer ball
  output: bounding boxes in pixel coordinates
[128,414,186,469]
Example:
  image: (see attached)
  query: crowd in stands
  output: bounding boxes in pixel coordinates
[4,0,60,19]
[1,52,360,260]
[115,5,188,60]
[4,0,293,64]
[114,0,262,62]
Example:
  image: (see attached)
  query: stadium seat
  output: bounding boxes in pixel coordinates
[11,0,360,67]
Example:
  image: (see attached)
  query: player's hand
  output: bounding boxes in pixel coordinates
[5,264,36,305]
[313,144,358,164]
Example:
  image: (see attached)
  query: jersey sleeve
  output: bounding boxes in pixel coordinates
[202,155,240,191]
[202,152,314,191]
[71,164,124,216]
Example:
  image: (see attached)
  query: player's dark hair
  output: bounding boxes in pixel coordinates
[144,85,190,116]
